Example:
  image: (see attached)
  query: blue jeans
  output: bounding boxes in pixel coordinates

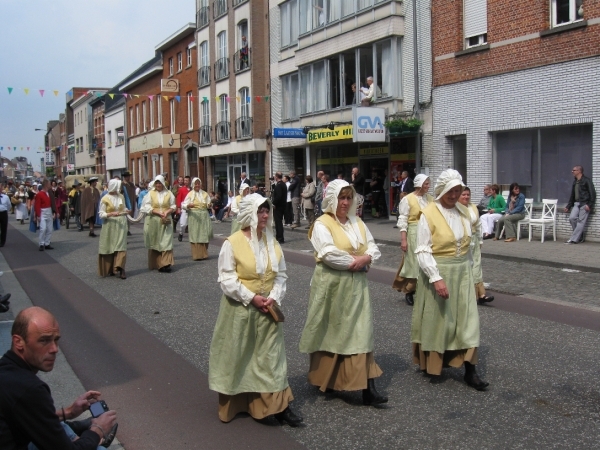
[28,422,104,450]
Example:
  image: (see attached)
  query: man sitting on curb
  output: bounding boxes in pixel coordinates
[0,306,118,449]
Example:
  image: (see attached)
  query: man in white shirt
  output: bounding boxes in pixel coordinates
[360,76,382,106]
[0,184,11,247]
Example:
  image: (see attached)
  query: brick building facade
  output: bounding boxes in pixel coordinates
[431,0,599,241]
[124,24,199,186]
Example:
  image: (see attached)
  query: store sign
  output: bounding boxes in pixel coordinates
[45,151,55,167]
[359,146,388,156]
[273,128,306,139]
[353,107,386,143]
[307,125,353,143]
[67,164,75,171]
[161,79,179,93]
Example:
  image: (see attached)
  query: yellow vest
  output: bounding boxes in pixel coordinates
[227,231,283,296]
[149,190,172,210]
[312,213,368,262]
[100,194,125,213]
[406,193,434,224]
[421,203,470,257]
[186,190,209,210]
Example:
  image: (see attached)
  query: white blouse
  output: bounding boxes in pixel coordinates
[139,190,175,215]
[415,202,472,283]
[396,194,430,232]
[230,197,241,215]
[218,237,287,306]
[98,194,127,219]
[310,219,381,270]
[466,204,483,245]
[181,190,211,210]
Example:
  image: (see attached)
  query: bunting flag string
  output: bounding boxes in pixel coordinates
[0,146,45,151]
[1,87,272,103]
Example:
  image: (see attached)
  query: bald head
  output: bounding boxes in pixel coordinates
[12,307,57,343]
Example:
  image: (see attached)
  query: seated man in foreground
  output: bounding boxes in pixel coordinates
[0,306,117,449]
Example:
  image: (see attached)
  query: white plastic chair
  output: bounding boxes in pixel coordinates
[528,199,558,243]
[516,198,533,240]
[501,190,509,202]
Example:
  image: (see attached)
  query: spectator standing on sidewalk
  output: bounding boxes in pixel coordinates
[283,176,293,226]
[288,171,301,229]
[0,184,10,247]
[301,175,316,229]
[35,179,57,251]
[314,171,324,217]
[272,173,287,244]
[565,165,596,244]
[351,167,365,218]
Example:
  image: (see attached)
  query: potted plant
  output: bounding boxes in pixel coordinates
[384,117,424,135]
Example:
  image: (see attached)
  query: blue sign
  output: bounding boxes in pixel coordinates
[273,128,306,139]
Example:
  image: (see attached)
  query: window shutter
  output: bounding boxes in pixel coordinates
[464,0,487,38]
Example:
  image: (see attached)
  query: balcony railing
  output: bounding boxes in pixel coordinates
[213,0,227,19]
[198,66,210,87]
[233,0,248,6]
[234,48,251,73]
[214,57,229,80]
[200,125,211,146]
[235,117,252,140]
[216,121,230,143]
[197,6,209,29]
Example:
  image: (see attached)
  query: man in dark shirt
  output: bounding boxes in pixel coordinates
[564,165,596,244]
[0,306,117,450]
[288,171,301,229]
[272,172,287,244]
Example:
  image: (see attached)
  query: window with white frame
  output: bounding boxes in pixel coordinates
[107,130,112,148]
[218,31,227,59]
[219,94,228,122]
[464,0,488,48]
[280,0,299,47]
[187,92,194,130]
[142,101,147,132]
[135,104,140,135]
[170,99,176,134]
[202,100,210,126]
[187,47,192,67]
[239,87,250,117]
[552,0,583,27]
[177,52,183,72]
[282,72,300,120]
[157,96,162,127]
[150,98,155,130]
[169,57,174,76]
[200,41,209,67]
[129,107,134,135]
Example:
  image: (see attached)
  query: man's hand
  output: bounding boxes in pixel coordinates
[67,390,101,419]
[91,410,117,442]
[433,280,449,299]
[563,207,569,213]
[584,205,591,212]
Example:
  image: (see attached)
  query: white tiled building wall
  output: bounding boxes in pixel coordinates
[431,56,600,241]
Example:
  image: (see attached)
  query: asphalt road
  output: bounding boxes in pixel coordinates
[4,220,600,449]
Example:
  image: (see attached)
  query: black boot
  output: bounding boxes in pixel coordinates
[362,378,388,406]
[274,407,303,427]
[405,292,415,306]
[464,361,489,391]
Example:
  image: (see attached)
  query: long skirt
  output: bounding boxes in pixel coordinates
[218,387,293,423]
[15,202,28,220]
[98,252,127,277]
[392,223,419,293]
[191,243,208,260]
[148,250,174,270]
[411,254,480,375]
[308,351,382,392]
[188,209,212,260]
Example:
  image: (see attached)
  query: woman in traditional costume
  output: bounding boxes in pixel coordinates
[229,183,250,234]
[393,174,433,306]
[412,169,489,390]
[208,194,302,426]
[299,180,387,406]
[181,177,213,261]
[140,175,176,272]
[458,187,494,305]
[14,185,28,224]
[98,179,130,279]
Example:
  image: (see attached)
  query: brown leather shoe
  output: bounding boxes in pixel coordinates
[504,237,516,242]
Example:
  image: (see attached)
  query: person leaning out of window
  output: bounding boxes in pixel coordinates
[494,183,525,243]
[480,184,506,239]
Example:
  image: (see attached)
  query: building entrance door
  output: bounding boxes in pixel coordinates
[228,155,247,193]
[360,156,389,217]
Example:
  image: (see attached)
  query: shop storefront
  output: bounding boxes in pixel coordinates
[210,152,265,194]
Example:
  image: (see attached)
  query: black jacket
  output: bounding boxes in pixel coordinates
[352,174,366,195]
[0,350,101,450]
[288,176,301,198]
[566,175,596,210]
[273,180,287,209]
[400,177,414,195]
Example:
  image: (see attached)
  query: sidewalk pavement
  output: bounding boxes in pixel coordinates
[0,251,124,450]
[363,217,600,273]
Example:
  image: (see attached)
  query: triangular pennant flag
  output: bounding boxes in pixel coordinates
[7,147,10,150]
[53,90,59,96]
[163,95,169,101]
[148,95,154,101]
[0,147,3,150]
[109,94,115,99]
[7,87,13,94]
[39,90,45,97]
[226,96,230,103]
[67,90,73,96]
[20,147,23,150]
[255,96,261,102]
[95,92,103,98]
[27,147,30,151]
[203,97,207,101]
[265,96,269,102]
[134,94,140,99]
[123,93,128,99]
[236,96,240,101]
[175,95,181,102]
[215,96,220,101]
[24,89,30,95]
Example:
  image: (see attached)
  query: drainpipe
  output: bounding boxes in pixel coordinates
[412,0,421,172]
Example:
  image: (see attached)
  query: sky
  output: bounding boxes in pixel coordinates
[0,0,195,170]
